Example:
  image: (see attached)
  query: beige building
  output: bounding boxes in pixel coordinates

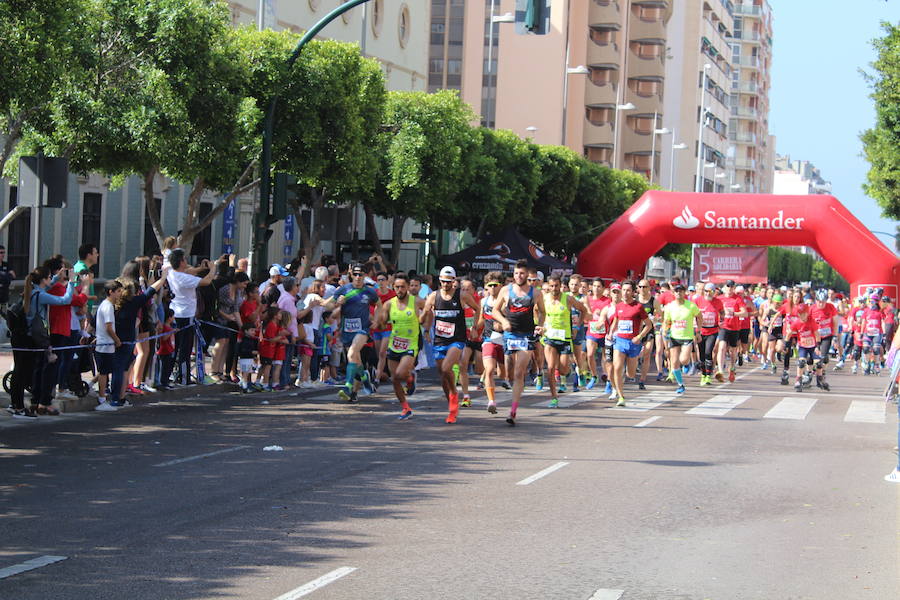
[727,0,774,193]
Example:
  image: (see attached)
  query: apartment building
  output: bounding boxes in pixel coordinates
[1,0,430,278]
[727,0,774,193]
[773,154,832,196]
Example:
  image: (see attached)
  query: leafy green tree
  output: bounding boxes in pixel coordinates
[520,145,582,254]
[862,22,900,219]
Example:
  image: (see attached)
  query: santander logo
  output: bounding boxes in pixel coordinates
[673,206,700,229]
[673,206,805,231]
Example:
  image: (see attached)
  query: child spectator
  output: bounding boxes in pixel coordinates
[237,321,259,393]
[257,306,279,390]
[295,311,315,388]
[156,309,176,390]
[270,310,291,390]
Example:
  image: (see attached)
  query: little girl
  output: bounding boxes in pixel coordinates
[257,306,279,390]
[269,310,291,390]
[295,311,315,387]
[237,321,259,393]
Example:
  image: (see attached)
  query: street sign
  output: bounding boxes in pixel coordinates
[222,199,236,254]
[17,155,69,208]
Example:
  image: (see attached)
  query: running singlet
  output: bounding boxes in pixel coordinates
[739,296,754,329]
[696,296,724,336]
[570,294,584,328]
[587,296,610,337]
[387,295,419,353]
[788,315,817,348]
[504,284,535,336]
[543,292,572,341]
[481,295,503,342]
[720,295,745,331]
[615,301,646,340]
[664,300,700,340]
[862,308,884,336]
[433,288,467,345]
[334,283,380,334]
[810,302,837,338]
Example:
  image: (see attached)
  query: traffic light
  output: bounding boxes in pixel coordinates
[270,172,294,225]
[516,0,551,35]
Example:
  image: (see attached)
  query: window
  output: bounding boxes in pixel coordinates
[632,5,663,22]
[586,106,613,126]
[371,0,384,38]
[590,27,617,47]
[429,58,444,74]
[7,187,30,277]
[626,114,655,135]
[82,192,102,252]
[629,77,662,98]
[190,202,213,259]
[585,146,612,165]
[143,197,161,257]
[630,40,663,59]
[398,4,410,47]
[589,67,616,86]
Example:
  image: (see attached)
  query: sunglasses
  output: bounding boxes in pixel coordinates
[637,285,648,288]
[527,278,538,282]
[486,283,500,287]
[352,272,365,277]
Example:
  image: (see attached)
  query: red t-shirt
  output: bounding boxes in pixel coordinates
[157,325,175,355]
[274,326,288,361]
[788,315,818,348]
[720,295,746,331]
[810,302,837,338]
[739,296,754,329]
[587,296,611,337]
[614,301,648,340]
[862,308,884,336]
[883,306,895,325]
[696,296,724,335]
[259,320,279,359]
[240,300,258,324]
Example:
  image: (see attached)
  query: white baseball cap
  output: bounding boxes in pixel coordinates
[439,266,457,281]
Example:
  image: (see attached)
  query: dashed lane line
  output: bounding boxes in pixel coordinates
[0,555,67,580]
[152,445,250,467]
[516,461,570,486]
[272,567,357,600]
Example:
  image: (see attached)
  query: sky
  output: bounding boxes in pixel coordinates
[768,0,900,249]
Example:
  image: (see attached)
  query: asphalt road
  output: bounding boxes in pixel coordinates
[1,364,898,600]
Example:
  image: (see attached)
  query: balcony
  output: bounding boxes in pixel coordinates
[735,55,760,69]
[590,0,620,19]
[732,106,759,119]
[733,29,761,43]
[630,3,668,39]
[728,131,757,144]
[733,158,757,170]
[733,81,759,94]
[733,3,762,17]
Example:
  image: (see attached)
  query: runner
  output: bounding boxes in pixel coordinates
[567,273,588,392]
[609,280,653,406]
[541,274,588,408]
[635,279,659,390]
[662,284,702,395]
[421,266,481,424]
[370,271,396,387]
[735,285,755,365]
[457,278,483,407]
[585,278,611,390]
[492,260,546,426]
[861,293,887,375]
[601,284,623,397]
[655,282,675,380]
[376,272,424,419]
[715,280,749,382]
[810,289,839,390]
[527,269,546,390]
[327,263,382,403]
[763,293,786,374]
[477,271,508,415]
[784,302,821,392]
[695,283,725,386]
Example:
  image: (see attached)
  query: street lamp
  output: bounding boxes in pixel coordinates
[649,120,670,186]
[561,65,589,145]
[612,102,636,170]
[668,138,688,190]
[694,63,712,193]
[525,125,538,138]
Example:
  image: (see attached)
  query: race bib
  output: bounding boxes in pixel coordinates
[343,317,362,333]
[817,326,832,337]
[617,320,633,334]
[773,315,783,327]
[390,336,410,352]
[701,312,716,328]
[723,307,735,319]
[673,319,688,331]
[465,315,475,329]
[866,320,880,336]
[800,334,815,348]
[489,330,504,342]
[589,321,606,335]
[435,320,456,338]
[506,336,529,351]
[545,326,566,340]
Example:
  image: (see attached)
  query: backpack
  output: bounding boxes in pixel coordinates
[4,299,28,342]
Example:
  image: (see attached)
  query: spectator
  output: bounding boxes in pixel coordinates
[0,244,15,309]
[298,279,327,387]
[48,259,88,401]
[73,243,99,314]
[156,309,176,390]
[213,271,248,383]
[94,280,123,411]
[166,249,216,385]
[259,264,288,300]
[276,276,299,388]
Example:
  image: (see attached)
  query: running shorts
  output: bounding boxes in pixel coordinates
[718,329,740,348]
[739,328,751,344]
[542,338,573,355]
[614,336,643,358]
[432,341,466,362]
[481,340,505,362]
[503,332,535,355]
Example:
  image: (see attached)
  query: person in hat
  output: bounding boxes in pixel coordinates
[421,266,480,424]
[325,263,382,402]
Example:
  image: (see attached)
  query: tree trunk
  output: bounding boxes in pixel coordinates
[143,168,167,253]
[0,109,31,177]
[363,203,385,258]
[291,187,327,279]
[390,216,406,271]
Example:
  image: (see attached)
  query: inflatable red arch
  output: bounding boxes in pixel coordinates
[577,191,900,298]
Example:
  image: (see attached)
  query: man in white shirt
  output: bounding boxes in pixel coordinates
[94,280,124,411]
[166,248,217,385]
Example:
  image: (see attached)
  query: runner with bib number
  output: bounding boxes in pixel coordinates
[541,274,588,408]
[376,272,424,420]
[608,281,653,407]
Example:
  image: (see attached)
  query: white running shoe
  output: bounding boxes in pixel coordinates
[885,469,900,483]
[608,390,617,400]
[95,401,119,412]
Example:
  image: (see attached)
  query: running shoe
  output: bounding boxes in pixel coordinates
[460,395,471,407]
[699,375,709,386]
[665,372,676,383]
[359,374,374,396]
[688,364,697,376]
[12,408,38,418]
[728,369,736,383]
[534,375,543,391]
[821,380,830,391]
[487,402,497,414]
[477,380,484,391]
[445,414,457,424]
[738,355,744,367]
[794,381,802,392]
[572,381,580,393]
[398,409,413,420]
[714,371,725,383]
[780,371,789,385]
[604,381,613,395]
[616,396,626,407]
[656,372,666,382]
[126,385,144,395]
[548,398,559,408]
[500,380,512,390]
[771,363,777,374]
[139,383,157,393]
[638,381,646,390]
[506,416,516,426]
[579,373,587,387]
[851,364,858,374]
[586,376,597,390]
[558,382,566,393]
[406,372,417,396]
[338,388,351,402]
[676,385,685,395]
[608,390,618,400]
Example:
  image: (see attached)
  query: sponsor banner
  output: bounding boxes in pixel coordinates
[674,206,805,231]
[693,247,768,284]
[221,199,235,255]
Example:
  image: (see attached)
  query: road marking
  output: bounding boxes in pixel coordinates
[0,555,67,579]
[633,416,662,428]
[686,394,751,417]
[843,400,886,423]
[153,445,250,467]
[764,397,818,420]
[516,461,570,486]
[588,589,625,600]
[273,567,357,600]
[608,391,677,412]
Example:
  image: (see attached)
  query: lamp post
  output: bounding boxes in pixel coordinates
[694,63,711,193]
[611,102,635,169]
[561,65,589,145]
[668,136,688,190]
[485,3,515,130]
[649,111,670,185]
[525,125,538,138]
[251,0,374,280]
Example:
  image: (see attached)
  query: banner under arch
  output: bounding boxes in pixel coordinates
[577,191,900,298]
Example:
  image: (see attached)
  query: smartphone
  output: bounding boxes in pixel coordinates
[64,268,71,280]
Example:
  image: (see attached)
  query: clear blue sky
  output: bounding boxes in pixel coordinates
[768,0,899,248]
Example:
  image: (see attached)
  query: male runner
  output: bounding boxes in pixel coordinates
[567,274,589,391]
[601,284,622,396]
[662,284,701,395]
[492,260,546,426]
[478,271,509,414]
[542,274,588,407]
[715,280,749,382]
[328,263,382,403]
[376,273,425,419]
[371,271,396,386]
[635,279,659,390]
[421,266,481,424]
[585,278,611,390]
[458,277,483,406]
[609,281,653,406]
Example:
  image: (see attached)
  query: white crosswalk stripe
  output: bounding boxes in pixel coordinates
[843,400,886,423]
[608,391,678,412]
[686,394,751,417]
[764,396,818,420]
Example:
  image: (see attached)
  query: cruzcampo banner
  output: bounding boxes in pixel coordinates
[693,247,768,284]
